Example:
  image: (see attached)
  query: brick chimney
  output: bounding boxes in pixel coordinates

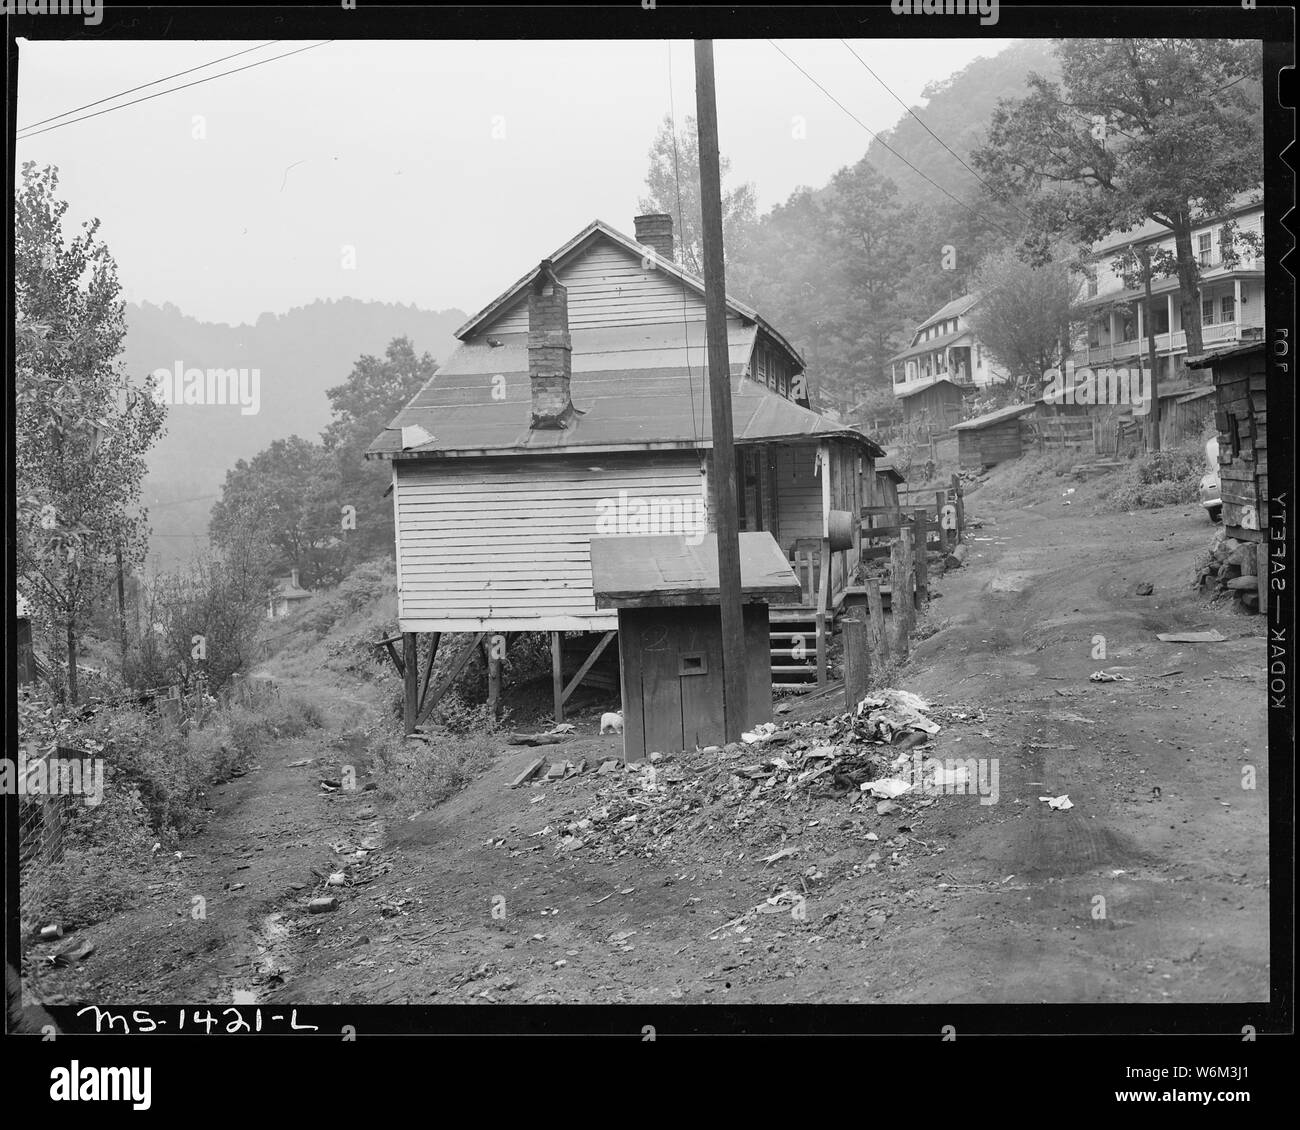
[528,260,574,429]
[634,213,675,263]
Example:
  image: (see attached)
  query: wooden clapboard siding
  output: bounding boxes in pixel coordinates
[773,443,823,551]
[395,453,704,631]
[487,241,708,335]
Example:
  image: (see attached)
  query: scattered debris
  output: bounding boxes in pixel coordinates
[1038,795,1074,811]
[287,757,314,768]
[1135,582,1154,596]
[1156,630,1226,643]
[1089,670,1133,683]
[308,896,339,913]
[509,758,547,788]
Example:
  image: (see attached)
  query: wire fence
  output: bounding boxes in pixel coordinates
[18,747,75,935]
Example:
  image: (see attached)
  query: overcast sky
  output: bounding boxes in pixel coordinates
[16,38,1014,325]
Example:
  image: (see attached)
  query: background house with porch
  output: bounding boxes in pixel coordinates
[367,213,884,728]
[889,294,1010,398]
[1071,190,1264,380]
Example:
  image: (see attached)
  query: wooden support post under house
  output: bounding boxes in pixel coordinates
[866,578,888,670]
[551,632,565,723]
[842,615,869,711]
[913,508,929,606]
[951,474,965,544]
[402,632,419,732]
[483,634,503,719]
[415,632,487,729]
[562,630,617,705]
[417,632,441,719]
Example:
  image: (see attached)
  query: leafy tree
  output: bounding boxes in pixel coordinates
[639,113,757,277]
[322,337,439,568]
[208,436,342,587]
[15,163,165,703]
[819,159,911,395]
[131,525,275,693]
[966,249,1082,396]
[972,38,1263,361]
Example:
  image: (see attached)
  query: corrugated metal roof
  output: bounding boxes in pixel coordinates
[894,376,965,399]
[1186,340,1266,369]
[950,403,1037,431]
[916,293,978,332]
[890,327,973,364]
[368,321,882,458]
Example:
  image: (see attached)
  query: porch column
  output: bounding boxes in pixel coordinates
[1234,278,1242,337]
[1167,293,1175,343]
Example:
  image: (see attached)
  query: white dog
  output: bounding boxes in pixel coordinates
[600,710,624,735]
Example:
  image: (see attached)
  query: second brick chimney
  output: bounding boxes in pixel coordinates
[528,260,574,429]
[634,213,675,263]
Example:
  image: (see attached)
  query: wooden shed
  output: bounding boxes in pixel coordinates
[874,457,905,512]
[1187,342,1268,542]
[895,377,965,428]
[950,404,1037,470]
[590,532,800,759]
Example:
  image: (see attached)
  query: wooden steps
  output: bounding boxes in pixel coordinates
[769,610,824,691]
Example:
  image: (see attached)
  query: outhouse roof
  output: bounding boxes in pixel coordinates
[590,532,802,609]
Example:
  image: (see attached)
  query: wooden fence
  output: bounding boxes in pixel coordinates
[841,474,966,707]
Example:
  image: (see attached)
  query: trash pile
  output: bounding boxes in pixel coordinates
[534,690,949,861]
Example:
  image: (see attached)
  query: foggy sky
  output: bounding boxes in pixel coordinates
[16,38,1013,325]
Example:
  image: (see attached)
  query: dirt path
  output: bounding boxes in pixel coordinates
[69,495,1269,1006]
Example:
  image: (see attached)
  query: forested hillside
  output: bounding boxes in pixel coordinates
[125,299,465,564]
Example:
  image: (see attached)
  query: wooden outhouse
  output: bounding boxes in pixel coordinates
[951,404,1037,470]
[1187,342,1268,542]
[589,532,800,759]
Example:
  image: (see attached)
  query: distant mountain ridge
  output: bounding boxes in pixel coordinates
[126,297,466,566]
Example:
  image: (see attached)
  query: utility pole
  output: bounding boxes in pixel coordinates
[695,39,747,743]
[1138,243,1161,451]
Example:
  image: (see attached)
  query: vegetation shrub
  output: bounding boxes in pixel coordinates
[1101,447,1202,510]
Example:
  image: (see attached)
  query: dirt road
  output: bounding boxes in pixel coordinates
[66,495,1269,1006]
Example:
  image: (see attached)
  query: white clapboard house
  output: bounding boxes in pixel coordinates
[366,213,884,727]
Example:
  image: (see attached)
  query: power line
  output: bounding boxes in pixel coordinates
[838,39,1033,225]
[17,41,332,142]
[767,40,1018,242]
[17,41,281,133]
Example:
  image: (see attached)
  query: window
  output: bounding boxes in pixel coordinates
[1197,232,1213,268]
[1202,296,1215,325]
[1153,307,1170,335]
[1088,322,1101,348]
[1221,295,1236,323]
[1086,273,1098,297]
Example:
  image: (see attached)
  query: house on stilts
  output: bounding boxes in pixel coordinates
[366,213,884,730]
